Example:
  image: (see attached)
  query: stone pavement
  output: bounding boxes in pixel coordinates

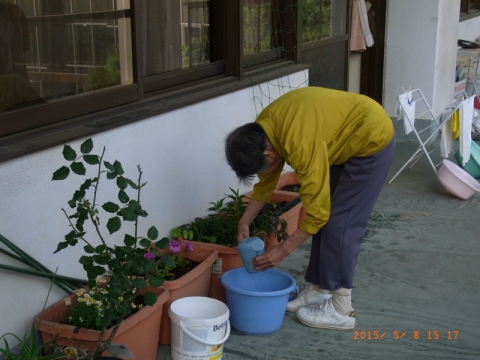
[157,141,480,360]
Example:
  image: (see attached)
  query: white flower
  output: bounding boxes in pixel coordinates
[75,289,84,296]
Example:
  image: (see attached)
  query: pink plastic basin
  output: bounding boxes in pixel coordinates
[437,159,480,199]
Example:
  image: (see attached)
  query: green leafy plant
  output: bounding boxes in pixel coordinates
[0,270,69,360]
[171,188,288,247]
[63,278,147,331]
[52,138,173,359]
[0,325,66,360]
[145,239,197,281]
[85,44,121,91]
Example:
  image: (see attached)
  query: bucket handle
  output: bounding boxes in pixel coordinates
[179,320,231,346]
[288,285,299,302]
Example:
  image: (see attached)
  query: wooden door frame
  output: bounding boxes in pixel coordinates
[359,0,386,103]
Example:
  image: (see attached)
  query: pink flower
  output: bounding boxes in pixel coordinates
[169,240,181,254]
[184,240,194,252]
[143,252,155,261]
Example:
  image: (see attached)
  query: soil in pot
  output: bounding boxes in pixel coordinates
[263,201,290,212]
[279,184,300,192]
[156,259,201,281]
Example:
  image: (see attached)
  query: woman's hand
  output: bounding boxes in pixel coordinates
[252,241,290,271]
[252,229,311,270]
[237,222,250,243]
[236,198,265,244]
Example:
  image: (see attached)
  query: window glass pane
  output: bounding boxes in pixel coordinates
[302,0,347,43]
[142,0,210,77]
[0,0,133,113]
[243,0,272,55]
[469,0,479,11]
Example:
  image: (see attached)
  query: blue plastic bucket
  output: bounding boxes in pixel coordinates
[220,268,296,335]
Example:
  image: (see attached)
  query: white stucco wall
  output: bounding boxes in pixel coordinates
[0,71,307,344]
[348,53,362,94]
[383,0,460,119]
[459,16,480,42]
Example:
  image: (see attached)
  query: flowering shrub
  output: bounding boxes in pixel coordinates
[143,239,196,281]
[64,278,145,331]
[171,188,288,246]
[52,138,173,359]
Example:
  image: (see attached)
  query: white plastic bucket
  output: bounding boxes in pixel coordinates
[169,296,230,360]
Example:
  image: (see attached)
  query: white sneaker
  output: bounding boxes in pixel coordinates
[286,284,332,313]
[296,298,356,330]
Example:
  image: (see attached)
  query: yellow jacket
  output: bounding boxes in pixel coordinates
[251,87,394,234]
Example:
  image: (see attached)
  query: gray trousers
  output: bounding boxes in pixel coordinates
[305,136,396,290]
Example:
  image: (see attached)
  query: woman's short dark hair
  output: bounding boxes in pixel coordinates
[224,122,267,184]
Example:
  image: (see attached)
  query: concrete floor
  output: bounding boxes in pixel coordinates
[157,141,480,360]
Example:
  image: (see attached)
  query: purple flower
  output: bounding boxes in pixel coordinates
[143,252,155,261]
[169,240,181,254]
[184,240,194,252]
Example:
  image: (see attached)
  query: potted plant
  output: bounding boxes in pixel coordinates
[244,189,303,248]
[34,138,171,360]
[146,239,218,345]
[274,171,306,224]
[1,280,68,360]
[275,171,301,192]
[170,188,294,302]
[0,325,66,360]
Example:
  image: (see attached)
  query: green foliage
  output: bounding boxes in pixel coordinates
[52,138,172,359]
[171,188,288,247]
[0,270,68,359]
[181,33,210,67]
[0,326,66,360]
[302,0,332,43]
[146,238,196,281]
[84,44,121,91]
[63,280,145,331]
[243,2,272,55]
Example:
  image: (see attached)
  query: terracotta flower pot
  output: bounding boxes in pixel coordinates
[184,240,243,304]
[34,286,169,359]
[244,189,303,249]
[185,189,303,303]
[158,243,218,345]
[274,171,306,224]
[275,171,300,190]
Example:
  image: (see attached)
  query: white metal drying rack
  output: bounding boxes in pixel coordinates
[388,88,460,184]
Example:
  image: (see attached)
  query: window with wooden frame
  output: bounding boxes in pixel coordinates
[460,0,480,20]
[0,1,136,136]
[0,0,345,163]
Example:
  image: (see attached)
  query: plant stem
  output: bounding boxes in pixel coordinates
[0,264,87,284]
[0,233,50,273]
[92,147,106,211]
[0,264,75,293]
[61,208,95,250]
[89,147,111,256]
[0,247,24,263]
[0,233,79,291]
[134,167,143,252]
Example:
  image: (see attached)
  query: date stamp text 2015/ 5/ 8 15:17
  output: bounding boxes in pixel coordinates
[353,330,460,340]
